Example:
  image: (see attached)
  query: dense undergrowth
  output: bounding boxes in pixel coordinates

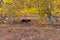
[0,0,60,24]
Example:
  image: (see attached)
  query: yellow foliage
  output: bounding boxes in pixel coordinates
[3,0,12,3]
[0,0,60,16]
[0,7,3,11]
[29,7,39,13]
[0,0,60,23]
[20,7,39,15]
[20,8,29,14]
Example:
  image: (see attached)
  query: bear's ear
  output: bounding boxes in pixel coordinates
[27,20,31,22]
[20,19,26,22]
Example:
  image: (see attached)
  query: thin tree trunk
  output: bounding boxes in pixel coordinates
[8,2,13,24]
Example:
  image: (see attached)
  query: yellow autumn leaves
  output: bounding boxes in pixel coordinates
[0,0,60,20]
[3,0,12,3]
[20,7,39,14]
[0,0,60,24]
[0,0,60,15]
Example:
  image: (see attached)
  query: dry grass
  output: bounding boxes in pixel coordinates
[0,15,60,40]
